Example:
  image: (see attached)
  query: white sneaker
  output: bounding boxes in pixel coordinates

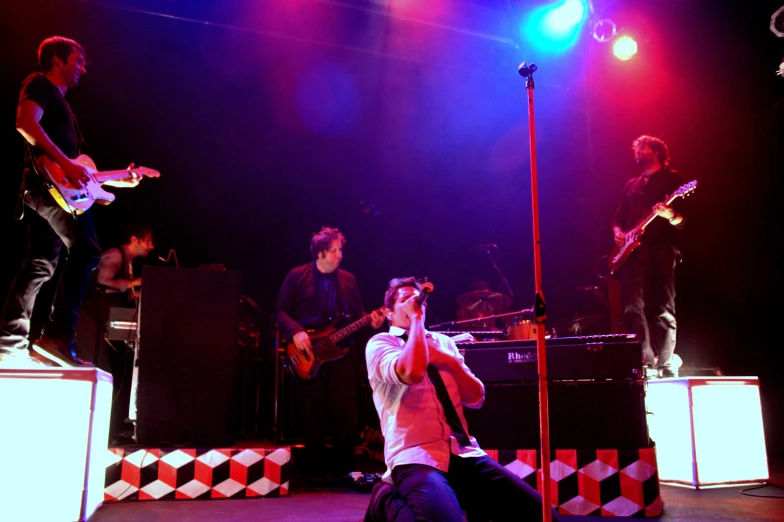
[0,348,51,369]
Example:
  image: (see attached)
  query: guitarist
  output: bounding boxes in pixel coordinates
[274,226,385,487]
[611,135,686,379]
[0,37,102,368]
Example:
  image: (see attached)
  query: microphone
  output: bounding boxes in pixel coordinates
[158,249,180,268]
[474,243,498,251]
[518,62,537,77]
[576,285,599,292]
[416,282,434,307]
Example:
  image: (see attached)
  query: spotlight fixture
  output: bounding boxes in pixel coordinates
[772,5,784,37]
[612,34,638,61]
[591,18,617,43]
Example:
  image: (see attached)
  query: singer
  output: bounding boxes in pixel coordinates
[363,276,559,522]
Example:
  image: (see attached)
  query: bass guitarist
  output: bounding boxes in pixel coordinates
[1,37,103,368]
[611,135,686,379]
[274,226,385,487]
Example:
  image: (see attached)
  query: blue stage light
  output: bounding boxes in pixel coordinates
[523,0,588,54]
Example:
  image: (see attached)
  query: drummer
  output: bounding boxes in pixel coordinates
[455,279,512,330]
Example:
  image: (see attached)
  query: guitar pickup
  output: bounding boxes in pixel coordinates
[289,354,301,366]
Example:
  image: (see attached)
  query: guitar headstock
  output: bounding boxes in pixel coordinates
[673,180,697,199]
[128,165,161,179]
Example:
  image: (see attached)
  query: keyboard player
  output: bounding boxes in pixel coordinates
[74,224,154,444]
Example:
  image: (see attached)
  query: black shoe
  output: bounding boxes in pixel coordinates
[364,481,397,522]
[659,367,677,378]
[32,336,94,367]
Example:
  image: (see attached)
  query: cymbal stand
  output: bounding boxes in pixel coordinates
[481,245,515,299]
[519,61,552,522]
[430,308,534,330]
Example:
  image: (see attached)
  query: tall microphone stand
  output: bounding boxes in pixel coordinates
[519,61,552,522]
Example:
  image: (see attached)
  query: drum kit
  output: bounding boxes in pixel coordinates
[447,289,544,340]
[442,289,602,340]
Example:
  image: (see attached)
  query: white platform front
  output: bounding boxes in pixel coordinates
[645,376,769,487]
[0,367,112,521]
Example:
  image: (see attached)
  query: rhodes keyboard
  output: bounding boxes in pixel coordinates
[457,334,642,382]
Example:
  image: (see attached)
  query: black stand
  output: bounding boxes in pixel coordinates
[481,245,515,299]
[92,285,108,368]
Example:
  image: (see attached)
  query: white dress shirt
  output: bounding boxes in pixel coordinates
[366,325,486,483]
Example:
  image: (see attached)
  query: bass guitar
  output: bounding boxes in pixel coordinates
[35,154,160,215]
[609,179,697,275]
[285,307,384,380]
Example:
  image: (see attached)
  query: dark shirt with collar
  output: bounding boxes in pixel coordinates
[611,167,685,246]
[274,261,367,341]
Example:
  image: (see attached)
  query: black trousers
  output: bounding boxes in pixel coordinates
[293,354,359,478]
[367,453,560,522]
[618,243,678,369]
[0,189,101,351]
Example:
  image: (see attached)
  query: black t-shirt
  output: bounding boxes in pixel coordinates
[18,73,83,186]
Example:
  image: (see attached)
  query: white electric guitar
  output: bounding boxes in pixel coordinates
[35,154,160,215]
[609,180,697,275]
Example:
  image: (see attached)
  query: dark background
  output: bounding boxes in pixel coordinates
[1,0,782,459]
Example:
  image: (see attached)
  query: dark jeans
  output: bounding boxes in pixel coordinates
[370,454,558,522]
[294,353,359,479]
[0,189,101,351]
[619,243,678,369]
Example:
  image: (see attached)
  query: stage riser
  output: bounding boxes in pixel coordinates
[104,446,291,501]
[487,448,663,517]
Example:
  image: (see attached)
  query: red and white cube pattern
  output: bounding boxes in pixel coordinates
[104,446,290,502]
[486,447,664,517]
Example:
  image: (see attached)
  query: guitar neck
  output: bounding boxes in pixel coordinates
[329,315,373,344]
[94,170,135,183]
[633,192,682,235]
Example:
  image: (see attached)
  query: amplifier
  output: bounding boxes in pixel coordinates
[458,334,642,382]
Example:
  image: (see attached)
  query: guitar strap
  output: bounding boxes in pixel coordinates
[13,144,33,221]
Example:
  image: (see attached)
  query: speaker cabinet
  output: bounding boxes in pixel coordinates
[135,267,242,446]
[464,380,650,450]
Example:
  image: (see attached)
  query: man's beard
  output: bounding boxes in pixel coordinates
[636,155,654,169]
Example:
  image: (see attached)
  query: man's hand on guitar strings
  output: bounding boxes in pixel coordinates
[293,330,313,359]
[63,158,92,188]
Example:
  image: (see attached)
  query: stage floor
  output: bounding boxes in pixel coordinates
[90,459,784,521]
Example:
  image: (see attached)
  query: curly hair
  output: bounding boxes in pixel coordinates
[633,135,670,167]
[310,226,346,260]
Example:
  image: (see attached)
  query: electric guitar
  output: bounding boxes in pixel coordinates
[35,154,160,215]
[284,307,384,380]
[609,180,697,275]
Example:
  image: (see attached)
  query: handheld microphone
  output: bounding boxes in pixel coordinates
[416,282,434,307]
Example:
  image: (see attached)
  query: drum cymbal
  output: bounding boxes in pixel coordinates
[556,314,604,332]
[456,290,512,312]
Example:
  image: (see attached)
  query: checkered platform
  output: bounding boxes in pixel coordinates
[486,448,664,517]
[104,446,291,501]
